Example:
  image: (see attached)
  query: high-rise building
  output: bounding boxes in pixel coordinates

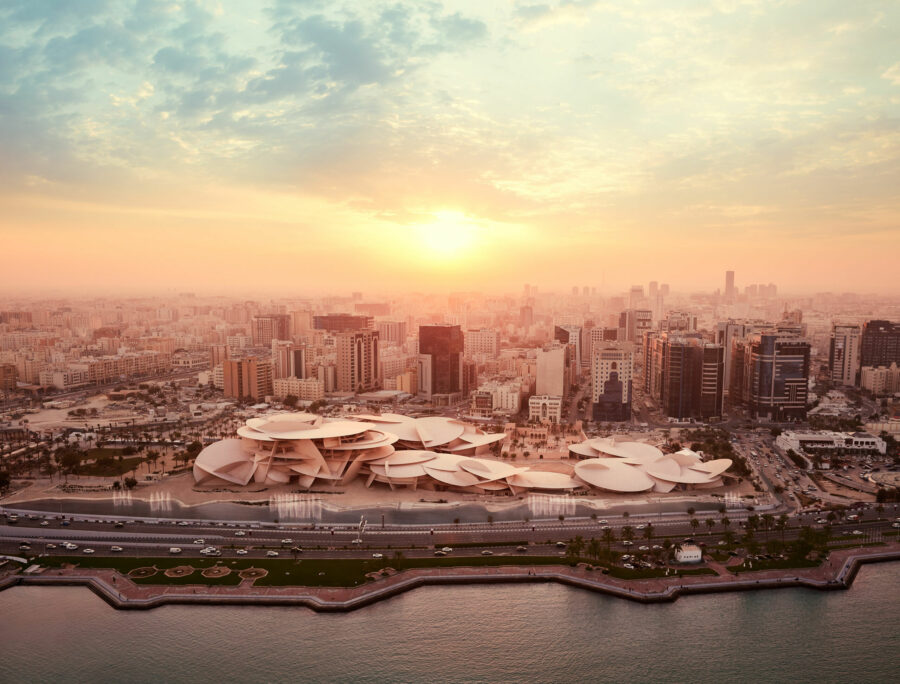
[716,320,771,397]
[464,328,500,360]
[313,313,373,332]
[648,281,658,300]
[376,320,408,346]
[628,285,644,309]
[725,270,735,300]
[646,335,724,421]
[209,344,228,370]
[223,357,273,401]
[619,309,653,346]
[591,342,633,422]
[336,329,379,393]
[251,314,291,347]
[519,305,534,329]
[0,363,17,392]
[554,325,582,374]
[417,324,464,400]
[731,333,810,421]
[860,320,900,368]
[536,342,572,398]
[829,324,861,386]
[272,340,307,380]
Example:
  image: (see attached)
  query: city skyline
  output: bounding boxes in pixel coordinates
[1,1,899,295]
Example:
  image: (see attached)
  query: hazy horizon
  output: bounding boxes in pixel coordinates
[1,1,898,295]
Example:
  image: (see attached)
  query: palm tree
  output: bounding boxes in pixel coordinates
[643,523,654,542]
[622,525,634,541]
[705,518,716,535]
[602,527,615,551]
[762,513,774,542]
[776,514,788,544]
[588,538,602,561]
[689,518,700,536]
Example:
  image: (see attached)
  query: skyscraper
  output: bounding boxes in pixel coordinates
[591,342,633,422]
[536,343,572,398]
[725,270,735,300]
[860,320,900,368]
[336,329,379,393]
[829,324,861,386]
[417,324,464,399]
[645,334,724,421]
[554,325,582,374]
[251,314,291,346]
[731,333,810,420]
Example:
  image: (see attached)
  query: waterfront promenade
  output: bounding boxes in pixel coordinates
[1,544,897,613]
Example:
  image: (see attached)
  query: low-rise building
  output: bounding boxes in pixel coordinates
[272,376,326,402]
[675,544,702,563]
[529,395,563,424]
[775,430,886,456]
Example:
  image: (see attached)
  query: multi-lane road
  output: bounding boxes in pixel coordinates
[3,504,897,563]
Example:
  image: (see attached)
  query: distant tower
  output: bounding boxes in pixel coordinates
[725,271,735,301]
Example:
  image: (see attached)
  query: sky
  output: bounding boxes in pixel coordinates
[1,0,898,296]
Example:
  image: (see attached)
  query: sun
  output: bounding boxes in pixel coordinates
[415,211,479,262]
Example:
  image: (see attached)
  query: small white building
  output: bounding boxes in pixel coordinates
[674,544,703,563]
[529,395,563,424]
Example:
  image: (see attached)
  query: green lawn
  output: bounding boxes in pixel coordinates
[728,556,820,573]
[42,554,576,588]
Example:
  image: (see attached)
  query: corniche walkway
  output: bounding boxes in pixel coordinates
[1,545,898,613]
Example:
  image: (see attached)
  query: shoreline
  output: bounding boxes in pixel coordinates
[2,546,896,613]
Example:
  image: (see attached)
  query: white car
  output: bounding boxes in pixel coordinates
[64,543,78,550]
[280,539,293,544]
[40,520,49,526]
[442,547,453,553]
[236,549,248,555]
[639,545,649,551]
[234,530,246,536]
[193,539,205,545]
[851,530,863,535]
[623,563,635,570]
[110,546,123,552]
[266,550,279,557]
[622,540,633,546]
[372,553,384,559]
[481,550,494,556]
[46,543,57,550]
[84,548,95,554]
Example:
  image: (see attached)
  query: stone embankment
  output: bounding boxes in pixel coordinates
[1,545,897,613]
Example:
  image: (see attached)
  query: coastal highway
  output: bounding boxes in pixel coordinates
[2,506,897,562]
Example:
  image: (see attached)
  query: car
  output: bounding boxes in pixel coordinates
[290,546,303,554]
[481,550,493,556]
[516,545,528,552]
[600,525,611,531]
[18,543,31,551]
[816,518,828,524]
[266,550,279,557]
[280,539,293,545]
[434,550,447,556]
[177,521,190,526]
[556,541,566,548]
[61,520,70,526]
[639,545,649,551]
[193,539,205,545]
[623,563,635,570]
[169,547,182,554]
[892,522,900,529]
[621,540,633,546]
[64,543,78,550]
[851,530,863,535]
[718,540,726,545]
[652,545,662,550]
[83,548,95,554]
[40,520,49,526]
[110,546,123,552]
[350,538,363,544]
[598,519,609,525]
[636,525,646,530]
[441,547,453,553]
[234,530,246,536]
[46,543,57,550]
[114,522,124,528]
[236,549,248,555]
[372,553,384,559]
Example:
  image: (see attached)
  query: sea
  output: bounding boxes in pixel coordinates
[0,563,897,683]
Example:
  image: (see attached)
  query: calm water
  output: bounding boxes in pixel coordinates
[1,564,898,684]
